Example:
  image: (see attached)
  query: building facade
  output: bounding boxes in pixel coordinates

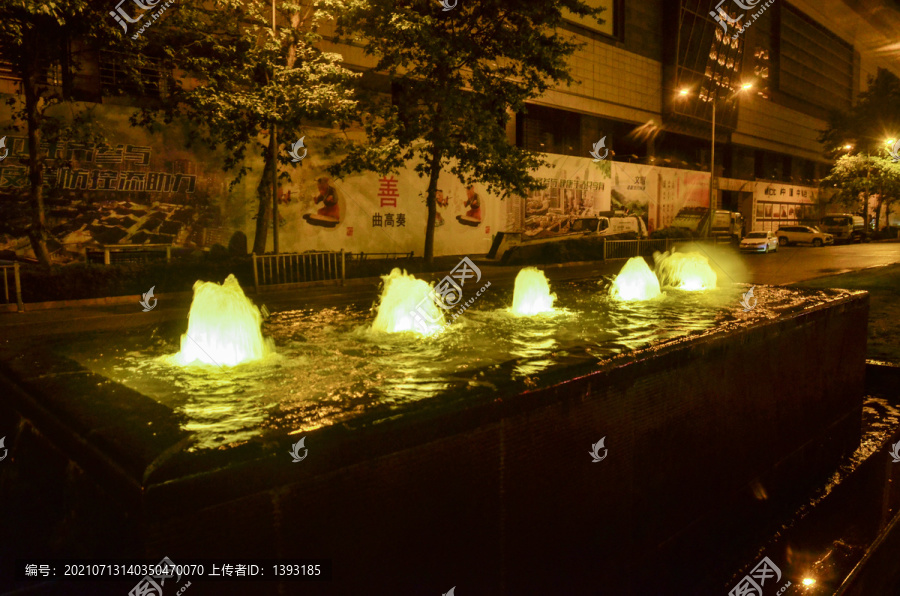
[1,0,898,258]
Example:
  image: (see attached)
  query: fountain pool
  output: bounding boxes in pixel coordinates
[0,265,869,596]
[62,278,850,450]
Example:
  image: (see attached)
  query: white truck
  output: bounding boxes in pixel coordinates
[657,208,743,242]
[819,213,867,243]
[487,212,648,261]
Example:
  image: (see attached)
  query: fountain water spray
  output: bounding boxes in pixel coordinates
[654,251,717,291]
[609,257,661,301]
[510,267,556,316]
[173,274,272,367]
[372,268,445,335]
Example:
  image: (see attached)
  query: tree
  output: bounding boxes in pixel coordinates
[819,69,900,229]
[131,0,359,255]
[819,154,900,230]
[0,0,117,265]
[820,70,900,158]
[331,0,603,264]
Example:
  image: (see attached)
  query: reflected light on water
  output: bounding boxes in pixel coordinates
[510,267,556,316]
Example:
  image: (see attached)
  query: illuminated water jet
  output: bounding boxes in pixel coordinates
[654,251,717,291]
[173,274,272,367]
[609,257,661,301]
[510,267,556,316]
[371,268,445,335]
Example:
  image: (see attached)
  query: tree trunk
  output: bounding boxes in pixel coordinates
[423,147,443,265]
[22,36,51,266]
[875,181,884,232]
[252,132,277,254]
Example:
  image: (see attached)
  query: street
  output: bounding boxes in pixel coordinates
[680,240,900,287]
[743,242,900,285]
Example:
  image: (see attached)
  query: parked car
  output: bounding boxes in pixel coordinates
[740,230,778,253]
[776,225,834,247]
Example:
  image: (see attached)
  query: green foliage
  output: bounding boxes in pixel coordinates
[17,257,254,302]
[502,237,606,265]
[819,154,900,211]
[0,0,146,265]
[820,69,900,157]
[17,254,436,302]
[650,226,694,239]
[228,231,249,256]
[131,0,359,190]
[330,0,604,260]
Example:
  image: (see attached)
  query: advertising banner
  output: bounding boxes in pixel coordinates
[505,153,612,238]
[752,182,817,231]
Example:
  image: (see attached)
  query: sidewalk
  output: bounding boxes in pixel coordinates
[796,262,900,362]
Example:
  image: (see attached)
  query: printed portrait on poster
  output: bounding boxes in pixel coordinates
[457,186,483,227]
[303,176,343,228]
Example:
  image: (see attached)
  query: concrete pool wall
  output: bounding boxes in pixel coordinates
[0,290,868,595]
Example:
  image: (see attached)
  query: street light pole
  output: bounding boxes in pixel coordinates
[865,147,870,235]
[708,95,716,237]
[703,83,752,237]
[271,0,279,254]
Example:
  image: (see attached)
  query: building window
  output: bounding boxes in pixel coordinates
[521,104,582,157]
[99,50,168,98]
[0,44,63,87]
[778,5,852,112]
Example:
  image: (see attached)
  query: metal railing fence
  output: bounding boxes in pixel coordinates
[85,244,172,265]
[603,238,673,260]
[252,251,345,291]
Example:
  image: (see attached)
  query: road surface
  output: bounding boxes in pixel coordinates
[676,240,900,287]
